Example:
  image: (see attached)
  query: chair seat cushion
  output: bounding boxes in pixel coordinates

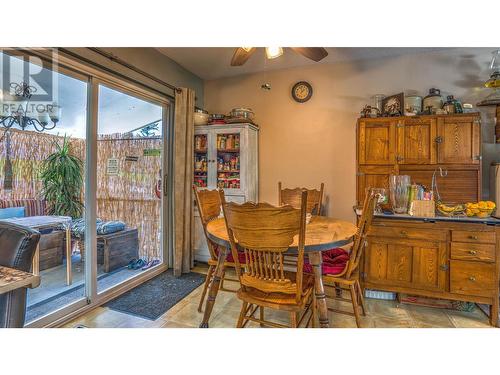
[303,247,350,275]
[214,246,247,264]
[237,271,314,309]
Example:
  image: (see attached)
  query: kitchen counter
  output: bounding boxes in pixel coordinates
[374,213,500,225]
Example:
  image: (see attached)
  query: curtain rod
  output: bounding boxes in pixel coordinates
[85,48,182,94]
[57,48,177,101]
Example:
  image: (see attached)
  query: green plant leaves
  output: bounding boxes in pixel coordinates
[39,134,84,219]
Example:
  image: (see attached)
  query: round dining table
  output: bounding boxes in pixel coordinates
[199,215,358,328]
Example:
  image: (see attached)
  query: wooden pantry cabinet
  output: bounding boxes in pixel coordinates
[356,113,481,205]
[362,217,500,326]
[192,122,259,262]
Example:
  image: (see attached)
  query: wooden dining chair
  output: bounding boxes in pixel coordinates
[220,189,315,328]
[193,186,244,312]
[278,181,324,215]
[315,189,377,327]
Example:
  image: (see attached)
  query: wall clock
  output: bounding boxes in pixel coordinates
[292,81,313,103]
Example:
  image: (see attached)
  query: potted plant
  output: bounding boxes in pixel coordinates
[40,135,83,218]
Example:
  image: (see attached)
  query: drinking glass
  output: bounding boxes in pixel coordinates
[389,175,411,214]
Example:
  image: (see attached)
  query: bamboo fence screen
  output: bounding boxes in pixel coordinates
[0,129,162,260]
[96,134,162,260]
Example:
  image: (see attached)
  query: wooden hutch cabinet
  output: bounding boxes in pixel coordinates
[357,113,481,205]
[357,113,500,327]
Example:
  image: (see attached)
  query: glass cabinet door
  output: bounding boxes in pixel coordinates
[194,133,209,188]
[215,131,242,193]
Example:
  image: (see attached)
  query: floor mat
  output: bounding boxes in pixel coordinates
[104,271,205,320]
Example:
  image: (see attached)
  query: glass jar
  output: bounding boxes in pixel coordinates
[423,88,443,114]
[443,95,463,114]
[372,94,385,113]
[389,175,411,214]
[370,188,388,214]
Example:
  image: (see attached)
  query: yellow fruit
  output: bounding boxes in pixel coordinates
[486,201,496,209]
[465,209,474,217]
[478,201,487,209]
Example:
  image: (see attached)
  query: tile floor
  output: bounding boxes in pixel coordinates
[63,265,492,328]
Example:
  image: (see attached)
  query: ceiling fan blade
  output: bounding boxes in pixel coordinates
[290,47,328,62]
[230,47,256,66]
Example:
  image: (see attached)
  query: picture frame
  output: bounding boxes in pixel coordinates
[381,92,404,116]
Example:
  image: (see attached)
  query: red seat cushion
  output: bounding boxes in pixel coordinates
[303,247,349,275]
[214,246,247,264]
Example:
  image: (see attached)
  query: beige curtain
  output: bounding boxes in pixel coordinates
[173,88,195,276]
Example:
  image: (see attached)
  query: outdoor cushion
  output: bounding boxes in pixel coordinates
[97,220,126,235]
[70,218,103,239]
[0,199,46,217]
[0,206,25,219]
[71,218,126,238]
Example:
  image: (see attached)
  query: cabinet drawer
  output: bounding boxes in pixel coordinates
[451,230,495,244]
[369,226,446,242]
[450,260,496,298]
[450,242,496,262]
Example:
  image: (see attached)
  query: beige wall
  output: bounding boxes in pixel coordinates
[204,48,500,222]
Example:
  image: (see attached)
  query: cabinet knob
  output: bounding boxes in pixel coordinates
[468,235,478,240]
[468,250,477,255]
[435,136,443,144]
[400,230,408,236]
[468,276,476,282]
[439,264,449,271]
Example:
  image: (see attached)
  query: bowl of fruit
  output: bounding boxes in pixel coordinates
[436,202,465,217]
[465,201,496,218]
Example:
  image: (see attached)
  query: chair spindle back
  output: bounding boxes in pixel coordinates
[278,182,324,215]
[345,189,377,278]
[220,190,308,303]
[193,186,223,261]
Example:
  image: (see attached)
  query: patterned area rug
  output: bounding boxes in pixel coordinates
[104,270,205,320]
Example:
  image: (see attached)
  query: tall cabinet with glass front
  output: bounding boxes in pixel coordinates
[193,122,259,262]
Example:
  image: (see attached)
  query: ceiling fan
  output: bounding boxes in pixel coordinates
[230,47,328,66]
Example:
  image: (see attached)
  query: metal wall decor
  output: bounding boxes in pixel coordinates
[0,82,61,132]
[381,92,404,116]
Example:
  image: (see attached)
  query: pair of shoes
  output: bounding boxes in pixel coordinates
[142,259,160,270]
[127,258,138,269]
[128,258,146,270]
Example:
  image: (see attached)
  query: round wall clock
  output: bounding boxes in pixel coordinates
[291,81,313,103]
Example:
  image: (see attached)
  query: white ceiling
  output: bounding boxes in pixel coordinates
[156,47,447,80]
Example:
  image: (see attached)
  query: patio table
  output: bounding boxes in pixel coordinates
[0,216,73,285]
[200,215,357,328]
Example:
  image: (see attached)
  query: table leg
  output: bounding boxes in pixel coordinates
[308,251,330,328]
[32,243,40,276]
[199,246,228,328]
[65,226,72,286]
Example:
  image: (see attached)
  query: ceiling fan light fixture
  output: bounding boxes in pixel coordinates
[265,47,283,60]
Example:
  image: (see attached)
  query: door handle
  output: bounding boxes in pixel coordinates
[163,174,168,197]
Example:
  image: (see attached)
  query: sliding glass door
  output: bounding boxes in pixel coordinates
[94,82,167,294]
[0,49,173,327]
[0,50,90,324]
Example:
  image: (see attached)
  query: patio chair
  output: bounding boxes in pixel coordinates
[0,222,40,328]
